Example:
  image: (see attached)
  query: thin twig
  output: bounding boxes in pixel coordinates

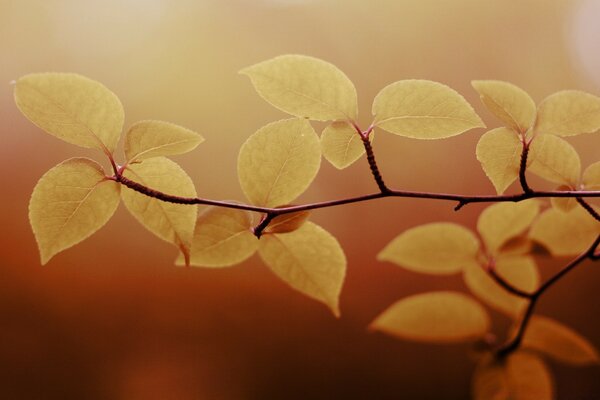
[485,260,533,299]
[576,197,600,222]
[496,234,600,357]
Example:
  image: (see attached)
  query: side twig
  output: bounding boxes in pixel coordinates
[496,234,600,357]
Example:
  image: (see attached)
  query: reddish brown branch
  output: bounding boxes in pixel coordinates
[496,234,600,358]
[485,260,533,299]
[576,197,600,222]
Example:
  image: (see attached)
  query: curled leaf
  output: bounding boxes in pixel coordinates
[238,118,321,207]
[378,223,480,275]
[472,80,536,134]
[258,222,346,316]
[265,208,310,234]
[178,207,258,268]
[499,236,533,256]
[372,80,484,139]
[121,157,197,260]
[536,90,600,137]
[124,120,203,163]
[476,128,523,194]
[371,291,490,343]
[320,121,369,169]
[29,158,120,264]
[240,54,358,121]
[15,73,124,153]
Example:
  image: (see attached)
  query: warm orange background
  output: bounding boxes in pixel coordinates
[1,0,600,398]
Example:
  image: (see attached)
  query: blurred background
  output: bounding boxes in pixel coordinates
[1,0,600,398]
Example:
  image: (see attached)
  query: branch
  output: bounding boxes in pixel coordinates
[496,234,600,358]
[485,260,533,299]
[576,197,600,222]
[116,173,600,216]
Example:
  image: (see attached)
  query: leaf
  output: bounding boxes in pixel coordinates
[264,209,310,234]
[370,291,490,343]
[472,352,554,400]
[320,121,369,169]
[529,207,600,256]
[121,157,197,260]
[472,80,537,134]
[463,256,539,317]
[258,222,346,316]
[29,158,120,264]
[550,185,578,213]
[15,73,124,153]
[378,223,480,275]
[477,200,540,254]
[582,161,600,190]
[124,120,204,163]
[528,134,581,186]
[177,207,258,268]
[238,118,321,207]
[536,90,600,137]
[476,128,523,194]
[240,54,358,121]
[522,316,600,366]
[371,80,484,139]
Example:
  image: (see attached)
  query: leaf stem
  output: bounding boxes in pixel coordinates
[518,139,532,194]
[253,213,275,238]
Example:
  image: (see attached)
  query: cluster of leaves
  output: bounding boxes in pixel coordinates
[15,55,600,399]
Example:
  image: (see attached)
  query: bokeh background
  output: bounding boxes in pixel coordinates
[1,0,600,398]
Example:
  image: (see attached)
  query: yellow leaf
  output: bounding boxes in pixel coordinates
[463,256,539,317]
[472,352,554,400]
[320,121,370,169]
[124,120,203,163]
[29,158,120,264]
[472,80,536,134]
[582,161,600,190]
[523,316,599,366]
[265,209,310,234]
[238,118,321,207]
[530,207,600,256]
[528,134,581,186]
[536,90,600,137]
[15,73,124,154]
[370,291,490,343]
[258,222,346,316]
[372,80,485,139]
[121,157,197,259]
[177,207,258,268]
[378,223,480,275]
[476,128,523,194]
[240,54,358,121]
[550,185,578,213]
[477,200,540,254]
